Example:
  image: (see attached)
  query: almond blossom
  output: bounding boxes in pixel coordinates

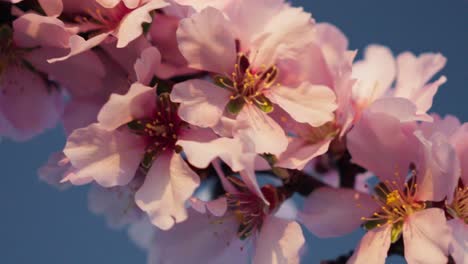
[171,2,337,157]
[62,84,207,230]
[48,0,169,62]
[352,45,447,117]
[144,171,305,264]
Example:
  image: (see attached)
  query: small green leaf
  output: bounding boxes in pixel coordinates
[127,120,145,131]
[227,97,245,114]
[253,94,274,113]
[391,221,403,243]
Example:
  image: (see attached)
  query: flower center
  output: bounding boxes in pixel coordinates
[127,93,182,168]
[215,53,279,114]
[225,177,284,240]
[362,174,424,242]
[450,186,468,224]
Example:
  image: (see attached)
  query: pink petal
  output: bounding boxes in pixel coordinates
[38,0,63,16]
[298,187,378,238]
[0,65,64,141]
[451,123,468,183]
[412,76,446,115]
[276,137,332,170]
[25,47,106,97]
[171,79,231,128]
[135,152,200,230]
[62,99,102,136]
[268,83,337,127]
[37,152,72,190]
[13,13,70,48]
[234,105,288,156]
[88,182,142,228]
[115,0,169,48]
[176,6,236,74]
[148,209,248,264]
[277,43,332,87]
[403,208,451,264]
[48,33,111,63]
[419,114,461,139]
[367,97,432,123]
[347,107,419,184]
[348,225,392,264]
[253,217,305,264]
[352,45,396,104]
[134,46,161,85]
[394,52,447,99]
[248,4,315,68]
[96,0,121,8]
[63,123,146,187]
[448,219,468,264]
[414,131,460,202]
[97,83,155,131]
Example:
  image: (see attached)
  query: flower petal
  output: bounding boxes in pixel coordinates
[0,65,64,141]
[253,217,305,264]
[448,219,468,264]
[268,83,337,127]
[403,208,451,264]
[347,107,418,183]
[348,225,392,264]
[352,45,396,104]
[234,105,288,155]
[63,123,146,187]
[414,131,460,202]
[97,83,155,131]
[115,0,169,48]
[48,33,111,63]
[171,79,231,128]
[135,152,200,230]
[177,7,236,74]
[276,137,332,170]
[299,187,378,238]
[148,209,248,264]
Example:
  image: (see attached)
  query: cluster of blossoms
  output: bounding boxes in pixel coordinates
[1,0,466,263]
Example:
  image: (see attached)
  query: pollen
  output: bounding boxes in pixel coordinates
[449,186,468,224]
[362,169,424,230]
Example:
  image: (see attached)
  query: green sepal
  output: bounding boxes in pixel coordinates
[363,219,387,230]
[149,76,173,94]
[390,221,403,243]
[227,97,245,114]
[140,151,155,170]
[253,94,274,113]
[0,25,12,44]
[127,120,145,132]
[142,22,151,35]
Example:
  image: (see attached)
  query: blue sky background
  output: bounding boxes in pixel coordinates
[1,0,467,263]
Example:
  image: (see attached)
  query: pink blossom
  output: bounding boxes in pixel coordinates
[171,3,337,157]
[48,0,169,63]
[340,106,456,263]
[352,45,447,116]
[63,84,212,230]
[274,24,355,170]
[142,174,305,264]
